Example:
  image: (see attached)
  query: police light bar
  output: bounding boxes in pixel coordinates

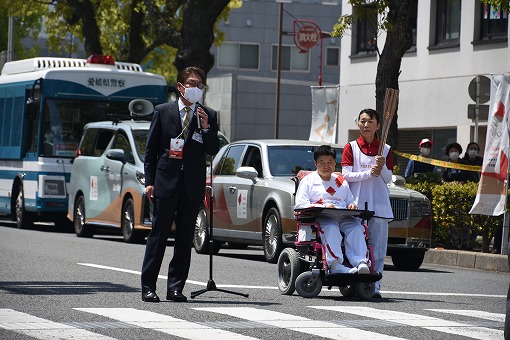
[86,55,115,65]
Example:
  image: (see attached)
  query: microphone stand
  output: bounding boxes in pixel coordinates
[190,144,248,299]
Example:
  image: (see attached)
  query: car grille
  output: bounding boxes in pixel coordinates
[390,198,408,221]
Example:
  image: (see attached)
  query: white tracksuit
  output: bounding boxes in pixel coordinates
[294,171,368,270]
[342,141,393,292]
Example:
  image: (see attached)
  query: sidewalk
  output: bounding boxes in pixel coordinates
[423,248,509,273]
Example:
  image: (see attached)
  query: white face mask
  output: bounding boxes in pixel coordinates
[420,147,430,156]
[449,151,459,161]
[468,150,478,158]
[180,84,203,104]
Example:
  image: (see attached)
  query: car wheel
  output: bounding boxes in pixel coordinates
[193,207,221,255]
[277,248,300,295]
[339,285,355,297]
[295,271,322,298]
[74,195,94,238]
[391,251,425,271]
[263,207,284,263]
[122,198,143,243]
[14,183,33,229]
[355,281,376,301]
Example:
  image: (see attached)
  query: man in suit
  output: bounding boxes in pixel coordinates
[141,66,220,303]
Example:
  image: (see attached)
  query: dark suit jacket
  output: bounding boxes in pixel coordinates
[144,100,220,201]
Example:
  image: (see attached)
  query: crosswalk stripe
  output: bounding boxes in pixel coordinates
[426,309,505,322]
[195,307,404,340]
[0,309,116,339]
[75,307,257,340]
[311,306,503,340]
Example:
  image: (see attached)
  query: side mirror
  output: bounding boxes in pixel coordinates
[392,174,406,187]
[106,149,126,164]
[236,166,259,183]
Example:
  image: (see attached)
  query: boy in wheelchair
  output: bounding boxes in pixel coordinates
[294,145,370,275]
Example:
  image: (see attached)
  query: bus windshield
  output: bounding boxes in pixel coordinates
[42,99,131,158]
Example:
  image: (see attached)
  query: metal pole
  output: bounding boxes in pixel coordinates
[274,3,283,139]
[7,16,14,62]
[501,166,509,255]
[474,76,480,143]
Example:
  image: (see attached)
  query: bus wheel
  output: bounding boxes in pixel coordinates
[122,198,143,243]
[74,195,94,238]
[15,183,33,229]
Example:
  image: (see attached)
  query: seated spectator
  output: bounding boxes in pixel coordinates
[405,138,436,179]
[294,145,370,275]
[462,142,483,182]
[443,142,467,182]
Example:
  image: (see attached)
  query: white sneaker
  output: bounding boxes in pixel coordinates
[332,264,358,274]
[357,262,370,274]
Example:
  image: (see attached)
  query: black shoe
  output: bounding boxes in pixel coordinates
[166,291,188,302]
[141,290,160,302]
[372,292,382,299]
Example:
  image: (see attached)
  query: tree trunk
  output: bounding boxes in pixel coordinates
[126,0,146,63]
[67,0,103,56]
[174,0,231,76]
[375,0,413,150]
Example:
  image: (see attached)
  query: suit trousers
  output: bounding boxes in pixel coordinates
[141,176,201,293]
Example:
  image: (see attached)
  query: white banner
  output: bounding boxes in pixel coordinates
[469,75,510,216]
[309,85,339,143]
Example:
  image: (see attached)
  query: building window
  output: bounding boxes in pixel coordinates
[409,0,418,48]
[435,0,461,45]
[480,3,508,40]
[271,45,309,71]
[326,47,339,66]
[352,5,378,55]
[217,42,259,70]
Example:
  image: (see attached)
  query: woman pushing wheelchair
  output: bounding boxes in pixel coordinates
[294,145,370,275]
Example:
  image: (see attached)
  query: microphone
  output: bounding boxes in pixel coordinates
[196,103,203,130]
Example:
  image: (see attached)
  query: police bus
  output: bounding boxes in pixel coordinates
[0,55,167,229]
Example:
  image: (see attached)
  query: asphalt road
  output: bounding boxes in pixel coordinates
[0,220,508,340]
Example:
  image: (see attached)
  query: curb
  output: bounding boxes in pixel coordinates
[423,248,509,272]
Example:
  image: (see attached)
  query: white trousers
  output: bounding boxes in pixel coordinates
[368,217,389,292]
[316,216,368,270]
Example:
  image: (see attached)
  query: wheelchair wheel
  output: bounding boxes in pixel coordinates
[277,248,300,295]
[355,281,375,301]
[339,285,355,297]
[295,271,322,298]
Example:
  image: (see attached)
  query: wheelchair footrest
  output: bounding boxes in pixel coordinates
[324,272,382,285]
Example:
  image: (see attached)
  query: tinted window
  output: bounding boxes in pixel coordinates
[268,145,343,176]
[93,130,114,157]
[216,145,245,175]
[242,146,262,177]
[112,132,134,163]
[79,128,99,156]
[132,129,148,162]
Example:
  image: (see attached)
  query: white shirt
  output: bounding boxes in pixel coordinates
[294,171,355,210]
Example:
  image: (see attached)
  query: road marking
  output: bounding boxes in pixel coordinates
[311,306,503,340]
[76,307,257,340]
[195,307,404,340]
[426,309,505,322]
[77,262,507,297]
[0,309,116,339]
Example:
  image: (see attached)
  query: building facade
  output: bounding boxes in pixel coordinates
[206,0,342,141]
[337,0,509,173]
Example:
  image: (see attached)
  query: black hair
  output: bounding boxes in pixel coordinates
[358,108,380,124]
[177,66,205,85]
[314,145,336,160]
[446,142,463,155]
[466,142,480,152]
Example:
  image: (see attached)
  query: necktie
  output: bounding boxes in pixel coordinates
[182,106,192,139]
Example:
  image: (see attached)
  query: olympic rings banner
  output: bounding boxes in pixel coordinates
[470,75,510,216]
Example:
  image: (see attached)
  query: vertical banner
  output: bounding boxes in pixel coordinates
[470,75,510,216]
[309,85,339,143]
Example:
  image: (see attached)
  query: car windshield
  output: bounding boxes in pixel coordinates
[268,145,343,176]
[132,129,149,162]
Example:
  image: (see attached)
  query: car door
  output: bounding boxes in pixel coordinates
[85,129,115,221]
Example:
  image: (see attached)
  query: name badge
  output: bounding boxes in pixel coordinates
[192,131,203,144]
[169,138,184,159]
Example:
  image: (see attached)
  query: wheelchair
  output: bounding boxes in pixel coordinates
[277,171,382,301]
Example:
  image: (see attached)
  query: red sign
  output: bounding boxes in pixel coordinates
[294,22,321,52]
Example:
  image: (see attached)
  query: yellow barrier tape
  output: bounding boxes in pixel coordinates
[393,150,482,171]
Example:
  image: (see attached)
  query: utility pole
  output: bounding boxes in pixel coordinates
[7,16,15,62]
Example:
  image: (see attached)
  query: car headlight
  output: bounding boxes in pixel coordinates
[136,171,145,186]
[411,200,431,217]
